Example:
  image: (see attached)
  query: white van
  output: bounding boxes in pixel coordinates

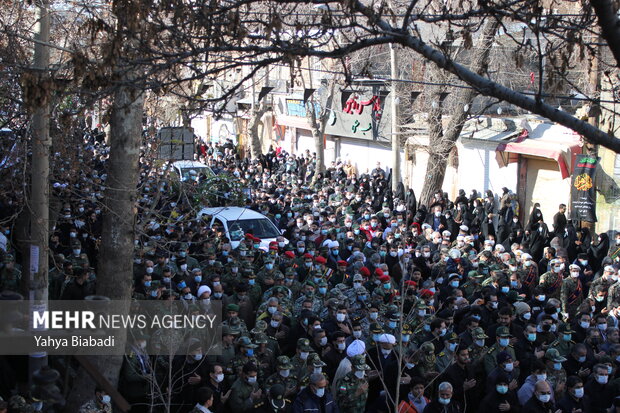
[171,160,214,182]
[196,207,287,250]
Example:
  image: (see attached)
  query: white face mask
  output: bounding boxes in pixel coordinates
[354,370,365,379]
[337,342,346,351]
[314,387,325,397]
[336,313,346,322]
[215,373,224,383]
[279,369,290,378]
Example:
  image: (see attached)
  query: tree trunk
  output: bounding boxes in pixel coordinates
[65,79,143,411]
[249,105,267,159]
[419,20,500,206]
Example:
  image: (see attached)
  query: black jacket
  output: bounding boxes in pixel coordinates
[556,393,590,413]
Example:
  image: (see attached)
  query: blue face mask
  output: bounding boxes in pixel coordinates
[380,251,387,257]
[248,279,256,286]
[163,277,171,283]
[179,251,187,257]
[527,333,536,342]
[383,283,391,289]
[388,321,397,329]
[510,280,518,288]
[332,250,339,256]
[222,250,229,256]
[358,295,367,301]
[194,276,202,282]
[178,281,186,289]
[144,281,151,287]
[450,280,459,288]
[499,338,509,347]
[318,287,327,294]
[265,263,274,270]
[246,349,254,356]
[500,286,509,293]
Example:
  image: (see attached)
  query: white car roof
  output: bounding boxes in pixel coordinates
[172,160,209,169]
[197,207,267,221]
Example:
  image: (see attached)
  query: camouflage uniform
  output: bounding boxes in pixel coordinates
[264,356,299,395]
[290,339,313,379]
[607,281,620,309]
[538,270,563,300]
[78,400,112,413]
[549,324,575,358]
[560,276,583,314]
[545,348,567,393]
[298,353,328,389]
[0,255,21,292]
[467,327,489,374]
[417,342,438,378]
[336,355,370,413]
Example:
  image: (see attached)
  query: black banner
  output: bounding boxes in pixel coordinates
[570,154,597,223]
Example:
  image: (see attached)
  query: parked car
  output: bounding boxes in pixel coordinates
[196,207,287,250]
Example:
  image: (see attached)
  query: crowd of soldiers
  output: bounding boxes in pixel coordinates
[1,131,620,413]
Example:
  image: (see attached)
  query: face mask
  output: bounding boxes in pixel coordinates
[438,397,451,405]
[596,375,608,384]
[279,369,290,378]
[424,324,431,332]
[246,349,254,356]
[101,394,111,404]
[215,373,224,383]
[537,295,546,301]
[527,333,536,342]
[429,287,436,294]
[248,279,256,286]
[354,370,365,379]
[369,312,378,320]
[193,353,203,361]
[598,323,608,330]
[524,261,532,267]
[247,376,257,384]
[562,334,572,342]
[500,286,509,294]
[596,296,606,302]
[144,281,152,287]
[573,387,584,398]
[32,402,43,411]
[265,263,274,270]
[490,302,499,309]
[440,328,447,337]
[423,252,431,258]
[503,362,513,372]
[337,342,346,351]
[496,385,508,394]
[146,267,154,274]
[450,280,459,288]
[448,342,458,352]
[336,313,346,322]
[305,261,313,268]
[499,338,509,347]
[576,355,586,363]
[537,394,551,403]
[523,312,532,320]
[319,337,327,346]
[313,367,323,374]
[553,362,562,371]
[388,321,397,329]
[300,351,309,360]
[353,330,362,339]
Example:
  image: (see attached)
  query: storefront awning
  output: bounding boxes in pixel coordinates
[496,123,582,179]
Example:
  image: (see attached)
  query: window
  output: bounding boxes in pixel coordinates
[227,219,280,241]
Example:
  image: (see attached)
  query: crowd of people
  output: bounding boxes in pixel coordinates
[1,130,620,413]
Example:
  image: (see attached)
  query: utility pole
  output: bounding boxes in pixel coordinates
[390,42,400,192]
[29,0,51,377]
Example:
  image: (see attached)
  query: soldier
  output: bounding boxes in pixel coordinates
[264,356,299,398]
[67,240,90,269]
[78,387,112,413]
[417,342,439,380]
[283,267,302,297]
[544,348,567,396]
[178,242,200,270]
[119,332,151,412]
[549,324,576,358]
[435,333,459,372]
[227,336,259,384]
[0,254,20,292]
[298,353,328,390]
[228,362,262,411]
[538,259,564,300]
[256,256,283,291]
[468,327,489,373]
[290,338,313,379]
[251,383,293,413]
[254,333,276,381]
[484,326,518,376]
[336,354,370,413]
[589,265,617,301]
[561,264,584,315]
